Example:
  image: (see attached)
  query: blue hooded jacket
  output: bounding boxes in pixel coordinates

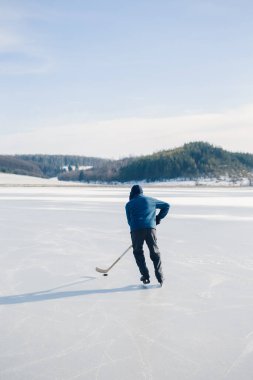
[125,185,170,231]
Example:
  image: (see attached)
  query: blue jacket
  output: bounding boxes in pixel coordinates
[125,194,170,231]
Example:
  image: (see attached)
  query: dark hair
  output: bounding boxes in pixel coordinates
[129,184,143,200]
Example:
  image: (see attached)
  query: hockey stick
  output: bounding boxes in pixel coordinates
[95,245,132,274]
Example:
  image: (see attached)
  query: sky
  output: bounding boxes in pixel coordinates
[0,0,253,158]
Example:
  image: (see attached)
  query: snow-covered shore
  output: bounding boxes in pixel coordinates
[0,173,58,185]
[0,173,252,187]
[0,173,78,187]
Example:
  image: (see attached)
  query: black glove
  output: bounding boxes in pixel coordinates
[156,216,161,225]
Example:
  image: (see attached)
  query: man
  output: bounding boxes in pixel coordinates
[125,184,170,286]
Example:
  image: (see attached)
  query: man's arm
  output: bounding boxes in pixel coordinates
[155,200,170,222]
[125,203,131,226]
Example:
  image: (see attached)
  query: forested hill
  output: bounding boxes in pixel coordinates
[116,142,253,182]
[0,154,108,178]
[59,142,253,183]
[16,154,108,178]
[1,142,253,182]
[0,155,44,177]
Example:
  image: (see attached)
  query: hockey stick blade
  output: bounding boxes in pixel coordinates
[95,267,109,274]
[95,245,132,275]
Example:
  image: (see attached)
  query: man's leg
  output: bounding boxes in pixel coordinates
[145,229,163,284]
[131,229,150,280]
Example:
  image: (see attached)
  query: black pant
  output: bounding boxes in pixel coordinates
[131,228,163,283]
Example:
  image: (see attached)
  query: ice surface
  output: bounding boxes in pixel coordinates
[0,186,253,380]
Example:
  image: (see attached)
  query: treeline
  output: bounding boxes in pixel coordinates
[59,142,253,182]
[0,155,44,177]
[58,157,134,182]
[16,155,108,178]
[117,142,253,181]
[0,154,108,178]
[1,142,253,182]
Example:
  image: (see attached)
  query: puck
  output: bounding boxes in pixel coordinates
[103,273,108,276]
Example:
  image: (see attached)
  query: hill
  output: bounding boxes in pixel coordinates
[16,154,108,178]
[0,155,44,177]
[59,142,253,183]
[1,142,253,183]
[0,154,108,178]
[117,142,253,182]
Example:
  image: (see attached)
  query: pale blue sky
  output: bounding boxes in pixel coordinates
[1,0,253,157]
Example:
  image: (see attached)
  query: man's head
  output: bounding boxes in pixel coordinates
[129,184,143,200]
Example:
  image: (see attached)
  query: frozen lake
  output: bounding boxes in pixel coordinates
[0,186,253,380]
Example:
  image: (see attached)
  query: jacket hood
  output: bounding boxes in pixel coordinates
[129,185,143,200]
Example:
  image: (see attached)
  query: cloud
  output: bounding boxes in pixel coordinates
[1,104,253,157]
[0,6,52,75]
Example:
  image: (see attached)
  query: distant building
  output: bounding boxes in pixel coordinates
[61,165,93,172]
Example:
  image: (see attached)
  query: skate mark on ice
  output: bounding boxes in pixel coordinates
[198,274,228,299]
[223,331,253,378]
[95,314,152,380]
